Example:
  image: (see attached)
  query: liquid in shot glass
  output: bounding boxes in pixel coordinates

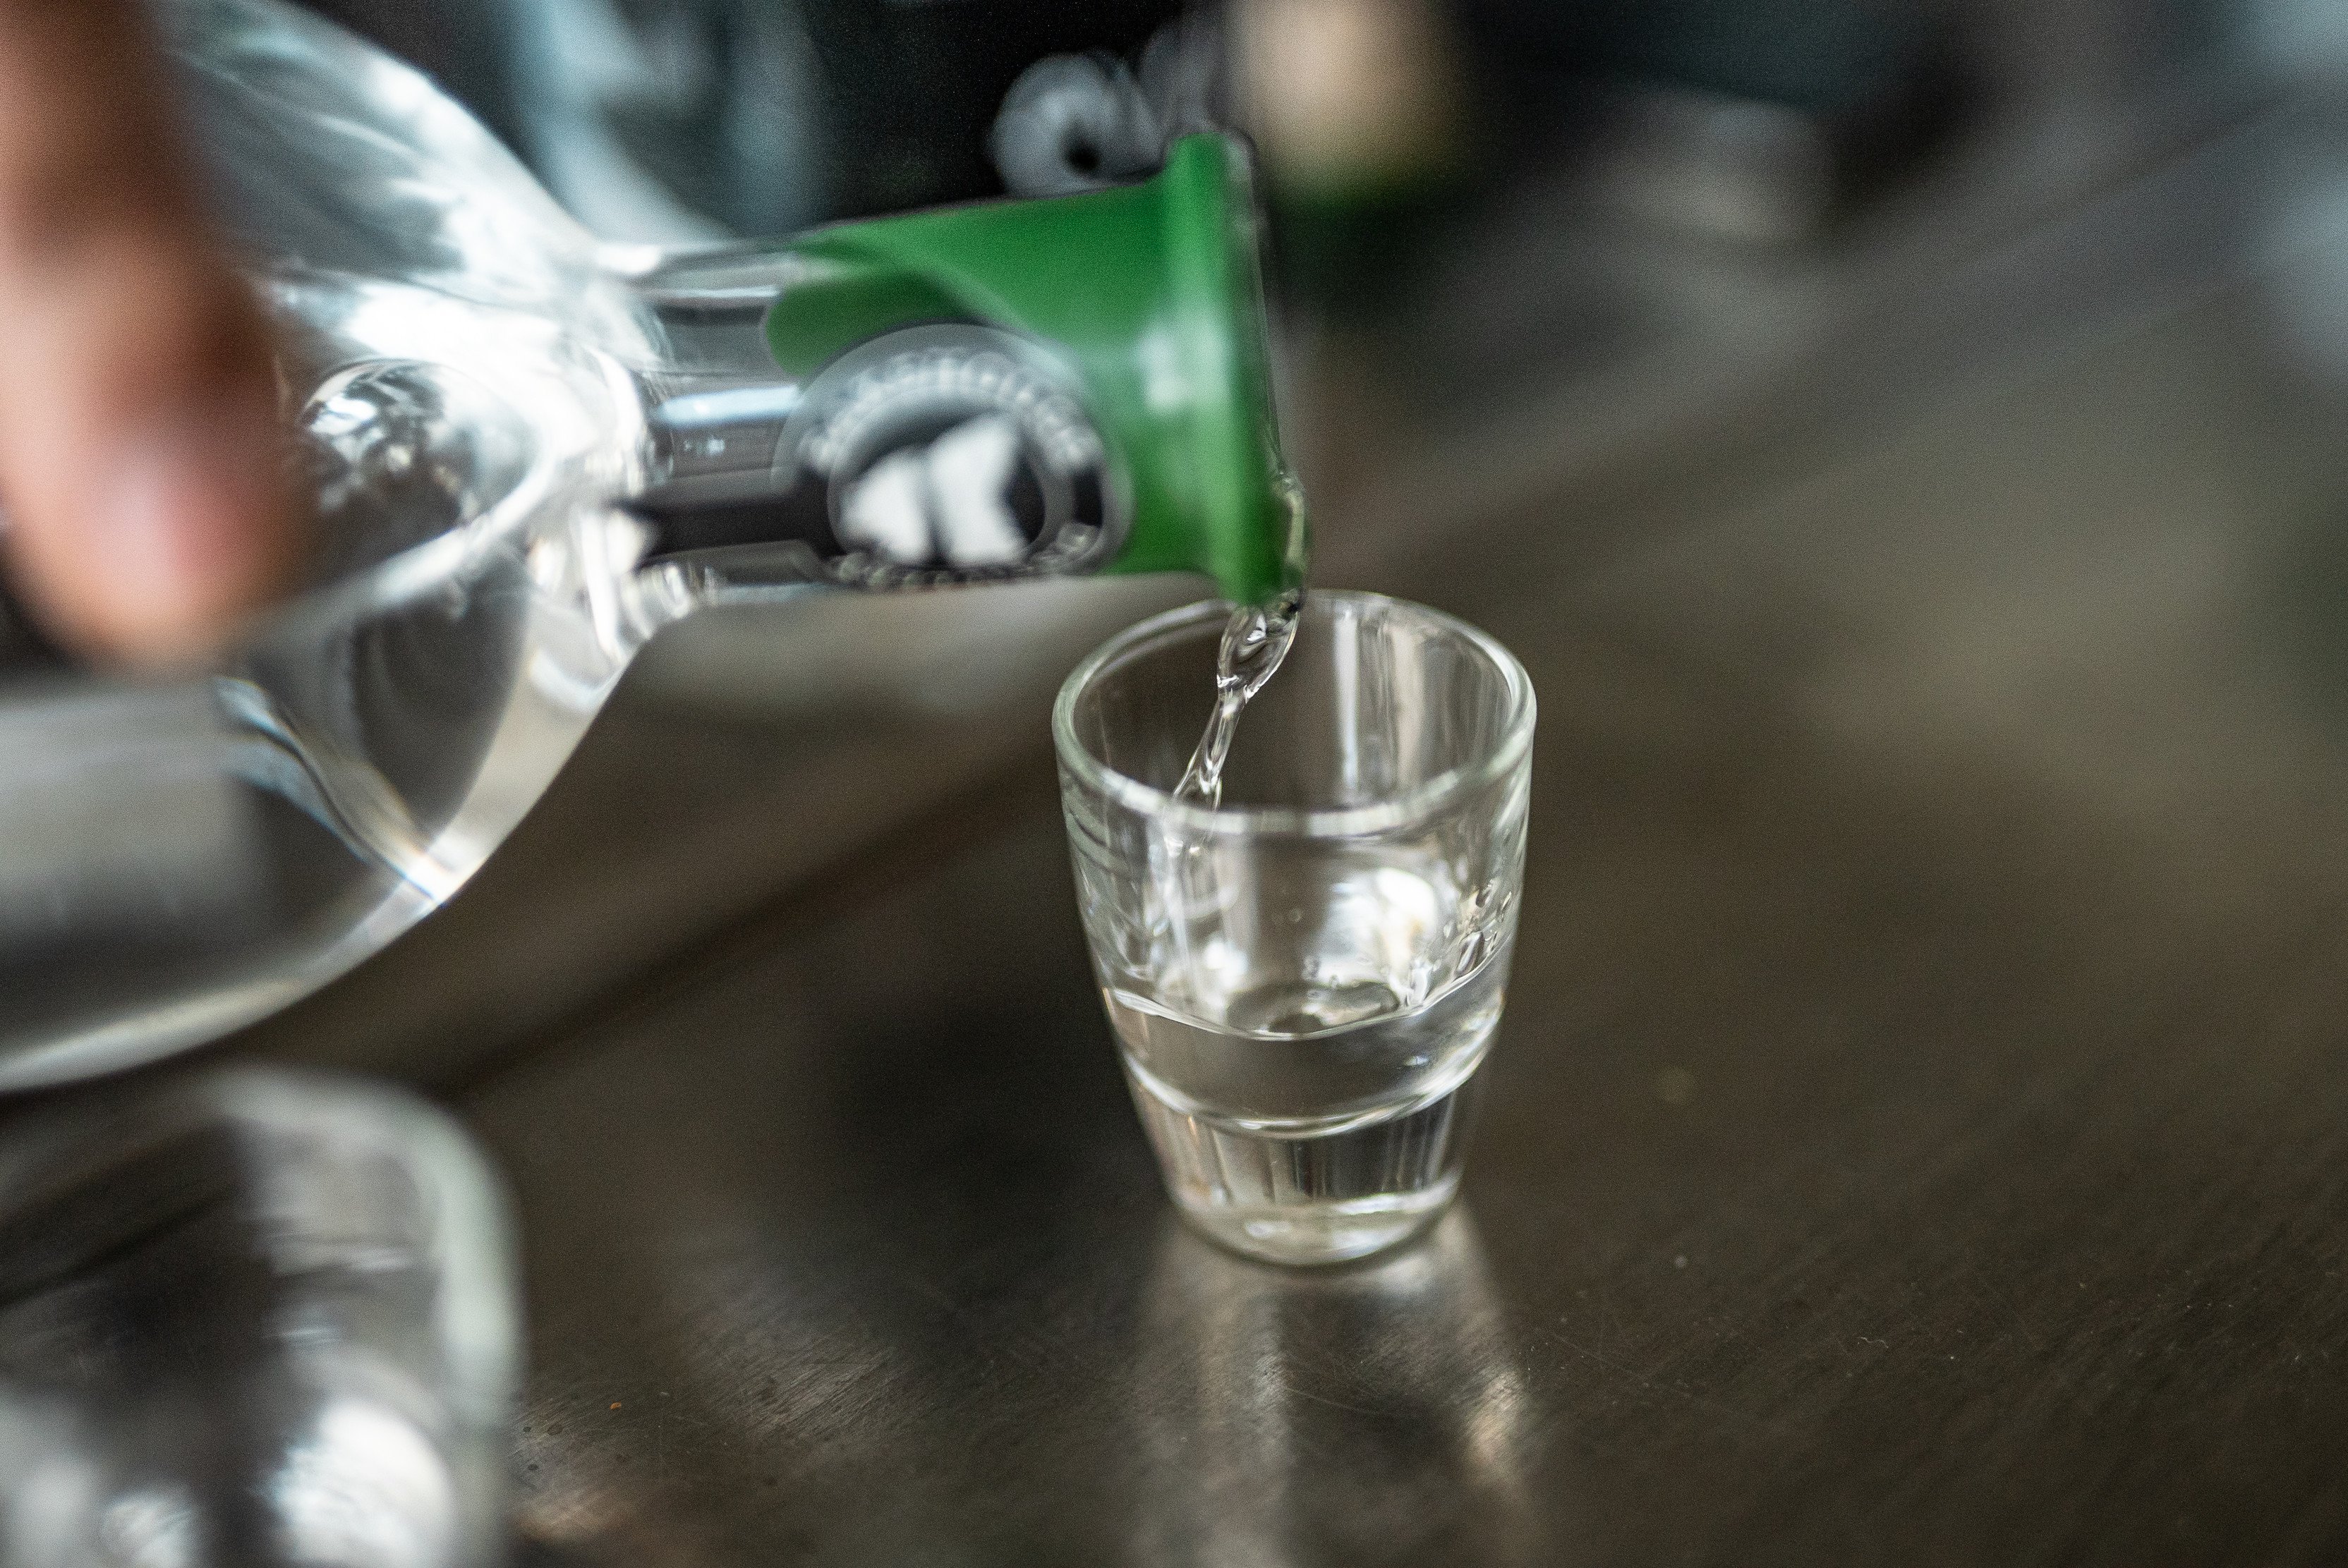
[1055,591,1535,1265]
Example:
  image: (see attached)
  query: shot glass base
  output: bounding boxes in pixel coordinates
[1127,1071,1477,1268]
[1175,1177,1461,1265]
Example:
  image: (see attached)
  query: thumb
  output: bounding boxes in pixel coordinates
[0,0,302,665]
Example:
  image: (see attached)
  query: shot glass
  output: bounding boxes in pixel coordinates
[1055,590,1535,1265]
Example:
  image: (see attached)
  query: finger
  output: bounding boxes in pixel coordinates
[0,0,302,665]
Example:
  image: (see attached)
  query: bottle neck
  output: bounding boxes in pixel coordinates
[610,135,1305,609]
[615,247,1126,600]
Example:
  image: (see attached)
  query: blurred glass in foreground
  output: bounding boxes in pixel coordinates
[0,1070,517,1568]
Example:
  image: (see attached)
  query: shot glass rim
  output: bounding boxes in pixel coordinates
[1052,589,1536,838]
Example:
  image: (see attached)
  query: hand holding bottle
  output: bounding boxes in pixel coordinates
[0,0,300,662]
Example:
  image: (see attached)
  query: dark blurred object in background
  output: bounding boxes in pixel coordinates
[303,0,1185,240]
[787,0,1175,217]
[300,0,1965,248]
[981,0,1971,315]
[1453,0,1966,241]
[289,0,2255,403]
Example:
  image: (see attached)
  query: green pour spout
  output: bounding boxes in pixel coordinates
[756,135,1307,607]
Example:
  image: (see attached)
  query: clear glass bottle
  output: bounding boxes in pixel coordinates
[0,0,1305,1086]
